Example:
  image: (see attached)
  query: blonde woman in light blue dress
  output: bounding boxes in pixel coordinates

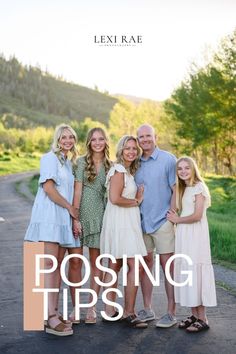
[24,124,79,336]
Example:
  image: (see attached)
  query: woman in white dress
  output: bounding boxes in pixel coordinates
[100,135,147,328]
[167,156,217,332]
[24,124,79,336]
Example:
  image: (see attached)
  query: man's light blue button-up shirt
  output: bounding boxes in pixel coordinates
[135,147,176,234]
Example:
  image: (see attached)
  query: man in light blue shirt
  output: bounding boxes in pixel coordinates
[135,124,177,328]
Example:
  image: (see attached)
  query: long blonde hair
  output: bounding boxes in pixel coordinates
[116,135,140,175]
[52,123,78,164]
[176,156,210,212]
[85,127,111,182]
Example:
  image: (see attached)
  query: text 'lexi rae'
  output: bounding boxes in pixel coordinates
[94,35,142,44]
[32,254,193,322]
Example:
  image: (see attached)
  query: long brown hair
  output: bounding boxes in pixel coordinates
[176,156,210,212]
[85,127,111,182]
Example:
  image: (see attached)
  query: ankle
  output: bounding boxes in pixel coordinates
[144,306,152,311]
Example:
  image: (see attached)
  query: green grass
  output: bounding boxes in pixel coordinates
[28,174,39,195]
[0,152,40,175]
[216,281,236,296]
[205,175,236,264]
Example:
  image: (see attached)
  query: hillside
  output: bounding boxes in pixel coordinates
[114,93,159,105]
[0,55,118,128]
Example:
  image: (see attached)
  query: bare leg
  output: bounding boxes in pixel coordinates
[44,242,60,317]
[103,258,122,316]
[160,253,176,315]
[44,242,70,331]
[196,305,207,322]
[89,248,102,299]
[68,247,83,306]
[55,246,67,312]
[124,258,138,316]
[86,248,103,318]
[191,307,198,319]
[140,252,154,309]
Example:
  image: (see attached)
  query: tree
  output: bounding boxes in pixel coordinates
[109,98,164,142]
[165,30,236,175]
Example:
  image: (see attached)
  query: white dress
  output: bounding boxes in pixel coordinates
[24,151,80,247]
[174,182,217,307]
[100,164,147,259]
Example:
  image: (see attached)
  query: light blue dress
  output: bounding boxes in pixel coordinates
[24,151,80,247]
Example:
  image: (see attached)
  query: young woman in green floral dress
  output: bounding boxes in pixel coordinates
[70,127,111,324]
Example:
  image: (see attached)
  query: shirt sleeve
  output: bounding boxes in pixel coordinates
[38,152,60,186]
[74,157,86,182]
[167,155,177,187]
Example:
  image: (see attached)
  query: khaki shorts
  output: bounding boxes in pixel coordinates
[143,220,175,254]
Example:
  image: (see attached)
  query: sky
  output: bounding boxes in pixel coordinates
[0,0,235,101]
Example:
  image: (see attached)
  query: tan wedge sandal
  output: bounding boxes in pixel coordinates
[45,314,73,336]
[44,309,72,327]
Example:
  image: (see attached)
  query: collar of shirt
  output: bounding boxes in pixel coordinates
[57,152,68,165]
[140,147,159,161]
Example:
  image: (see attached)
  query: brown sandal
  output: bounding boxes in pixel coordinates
[45,314,73,336]
[44,309,72,327]
[178,315,197,329]
[186,319,209,333]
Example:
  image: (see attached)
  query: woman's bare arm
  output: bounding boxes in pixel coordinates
[109,172,143,207]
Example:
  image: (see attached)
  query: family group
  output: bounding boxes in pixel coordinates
[24,123,217,336]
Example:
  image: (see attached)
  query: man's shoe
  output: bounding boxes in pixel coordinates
[137,309,155,322]
[156,313,177,328]
[123,314,148,328]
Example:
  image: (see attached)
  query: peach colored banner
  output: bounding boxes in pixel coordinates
[24,242,44,330]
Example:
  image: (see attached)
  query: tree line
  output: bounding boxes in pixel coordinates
[0,30,235,175]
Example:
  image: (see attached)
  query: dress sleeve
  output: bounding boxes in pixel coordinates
[105,164,127,188]
[38,152,60,186]
[193,182,211,208]
[74,157,86,182]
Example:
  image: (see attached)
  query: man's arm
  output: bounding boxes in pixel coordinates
[170,184,176,211]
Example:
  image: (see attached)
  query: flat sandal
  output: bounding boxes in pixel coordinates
[186,319,209,333]
[85,309,97,324]
[69,308,81,324]
[178,315,197,329]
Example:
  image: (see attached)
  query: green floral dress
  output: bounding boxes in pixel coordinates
[74,156,107,249]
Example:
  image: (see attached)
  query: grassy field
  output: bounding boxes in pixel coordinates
[0,152,40,175]
[25,172,236,266]
[205,175,236,265]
